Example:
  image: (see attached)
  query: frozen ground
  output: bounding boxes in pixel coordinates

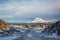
[0,27,60,40]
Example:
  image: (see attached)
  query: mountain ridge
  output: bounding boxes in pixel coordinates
[26,17,51,23]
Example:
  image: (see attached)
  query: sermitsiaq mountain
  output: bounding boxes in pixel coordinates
[42,21,60,36]
[26,17,51,23]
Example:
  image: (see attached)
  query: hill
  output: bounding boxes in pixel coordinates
[0,19,9,30]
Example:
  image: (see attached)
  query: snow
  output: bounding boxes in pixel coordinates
[35,29,43,33]
[26,17,50,23]
[0,27,60,40]
[27,34,33,37]
[0,36,18,40]
[44,33,60,38]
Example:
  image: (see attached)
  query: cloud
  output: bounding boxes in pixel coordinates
[0,16,13,18]
[0,0,59,16]
[0,0,60,22]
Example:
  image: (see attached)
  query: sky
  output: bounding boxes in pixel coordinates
[0,0,60,23]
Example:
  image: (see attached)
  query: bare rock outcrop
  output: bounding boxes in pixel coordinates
[0,19,9,30]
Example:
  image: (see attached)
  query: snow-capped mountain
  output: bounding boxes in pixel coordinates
[27,17,51,23]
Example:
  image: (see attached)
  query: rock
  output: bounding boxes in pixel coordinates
[42,21,60,36]
[0,19,9,30]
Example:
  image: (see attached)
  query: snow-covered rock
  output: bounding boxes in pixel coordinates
[26,17,51,23]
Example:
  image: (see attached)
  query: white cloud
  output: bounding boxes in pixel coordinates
[0,0,60,18]
[0,15,13,18]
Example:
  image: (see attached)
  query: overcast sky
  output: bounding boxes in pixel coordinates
[0,0,60,23]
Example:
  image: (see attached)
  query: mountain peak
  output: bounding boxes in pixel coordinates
[34,17,43,21]
[26,17,51,23]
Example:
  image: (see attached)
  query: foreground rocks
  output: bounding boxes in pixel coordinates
[0,19,9,30]
[0,27,60,40]
[14,36,60,40]
[42,21,60,36]
[0,19,60,40]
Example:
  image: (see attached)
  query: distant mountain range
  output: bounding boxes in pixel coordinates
[26,17,51,23]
